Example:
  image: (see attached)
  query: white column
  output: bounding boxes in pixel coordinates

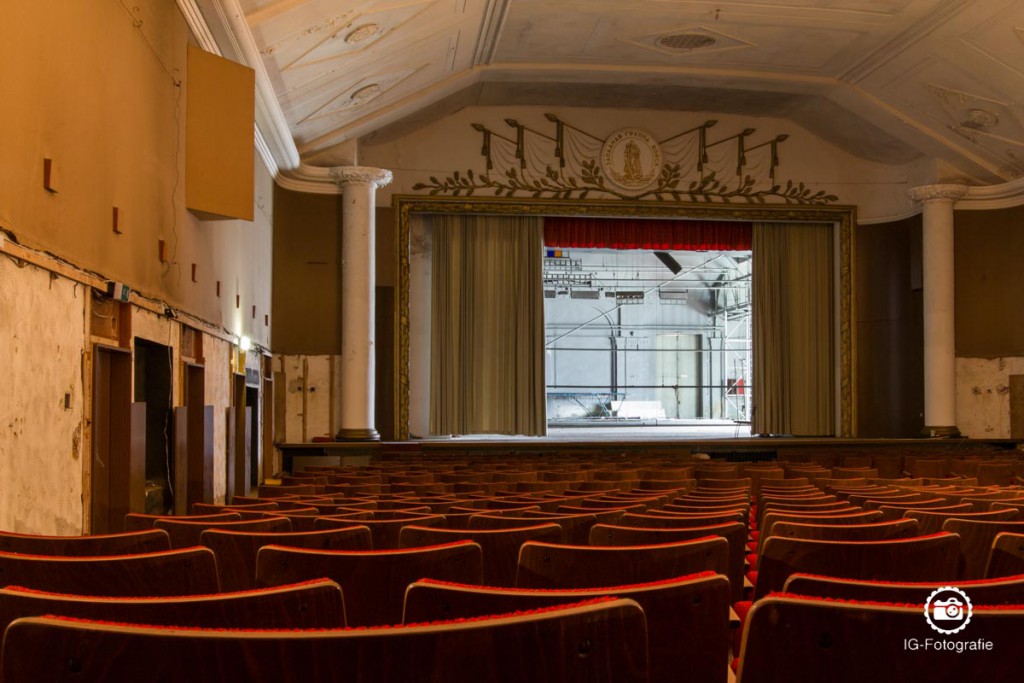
[329,166,393,440]
[907,183,968,437]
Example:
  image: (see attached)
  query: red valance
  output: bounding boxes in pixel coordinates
[543,217,752,251]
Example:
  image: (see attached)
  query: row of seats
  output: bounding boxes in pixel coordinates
[3,455,1024,681]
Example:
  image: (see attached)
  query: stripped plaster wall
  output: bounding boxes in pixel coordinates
[0,1,274,531]
[957,358,1024,439]
[0,257,86,534]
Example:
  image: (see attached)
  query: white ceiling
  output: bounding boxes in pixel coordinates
[219,0,1024,183]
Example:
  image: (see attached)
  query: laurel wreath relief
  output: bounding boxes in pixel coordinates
[412,116,840,205]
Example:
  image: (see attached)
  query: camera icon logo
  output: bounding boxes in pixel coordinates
[924,586,972,634]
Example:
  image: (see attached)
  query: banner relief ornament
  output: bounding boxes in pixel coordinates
[413,114,838,205]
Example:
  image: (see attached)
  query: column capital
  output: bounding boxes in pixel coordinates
[329,165,393,189]
[907,183,969,204]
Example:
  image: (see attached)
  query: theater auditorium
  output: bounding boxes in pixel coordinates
[2,1,1024,680]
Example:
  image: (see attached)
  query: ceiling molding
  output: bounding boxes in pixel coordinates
[473,0,512,66]
[839,0,970,84]
[276,164,344,195]
[958,174,1024,210]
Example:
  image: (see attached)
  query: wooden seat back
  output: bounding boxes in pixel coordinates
[0,597,648,682]
[398,524,561,587]
[255,541,483,626]
[0,579,345,632]
[313,513,444,549]
[124,512,241,532]
[753,533,961,600]
[0,547,219,596]
[942,518,1024,579]
[468,512,598,545]
[783,572,1024,604]
[154,516,292,549]
[516,537,728,589]
[987,532,1024,578]
[768,518,919,544]
[590,522,746,602]
[904,507,1019,535]
[404,573,728,683]
[0,529,169,556]
[200,526,372,591]
[737,595,1024,683]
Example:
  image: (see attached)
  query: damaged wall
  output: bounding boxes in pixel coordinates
[0,258,85,534]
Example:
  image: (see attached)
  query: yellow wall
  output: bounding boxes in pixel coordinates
[0,0,272,345]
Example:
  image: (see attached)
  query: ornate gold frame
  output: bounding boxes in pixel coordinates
[393,195,857,439]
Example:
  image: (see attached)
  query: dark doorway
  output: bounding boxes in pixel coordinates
[92,346,143,532]
[246,385,260,489]
[134,339,173,514]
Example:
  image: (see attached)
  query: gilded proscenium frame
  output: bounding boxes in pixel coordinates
[393,195,857,439]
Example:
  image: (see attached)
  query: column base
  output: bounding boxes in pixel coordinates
[921,425,962,438]
[336,427,381,441]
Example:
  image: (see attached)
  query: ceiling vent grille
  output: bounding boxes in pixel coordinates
[657,34,716,51]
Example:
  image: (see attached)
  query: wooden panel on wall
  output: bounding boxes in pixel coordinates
[225,406,237,503]
[91,346,132,533]
[232,374,248,498]
[1011,375,1024,440]
[376,286,396,440]
[855,216,924,437]
[129,402,147,514]
[185,364,211,509]
[954,206,1024,357]
[185,45,254,221]
[271,186,343,354]
[173,406,189,516]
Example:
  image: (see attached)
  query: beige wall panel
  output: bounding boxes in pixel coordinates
[304,356,332,441]
[956,357,1024,439]
[0,258,85,534]
[185,46,255,221]
[204,335,231,504]
[282,355,306,442]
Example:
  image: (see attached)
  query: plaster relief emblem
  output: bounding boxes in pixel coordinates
[601,129,663,191]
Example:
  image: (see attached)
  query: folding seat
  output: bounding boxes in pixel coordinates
[399,524,561,586]
[768,518,919,544]
[280,475,328,487]
[987,532,1024,577]
[0,529,169,556]
[258,483,325,497]
[736,594,1023,682]
[516,537,729,589]
[200,526,372,591]
[874,501,972,521]
[470,512,599,545]
[782,572,1024,604]
[590,522,746,602]
[942,518,1024,579]
[620,511,746,528]
[154,516,292,549]
[0,579,346,632]
[314,512,444,550]
[1,597,648,683]
[192,501,280,514]
[256,541,483,626]
[404,573,729,683]
[977,462,1016,487]
[699,478,752,491]
[903,507,1019,535]
[750,532,961,600]
[0,547,219,596]
[964,493,1024,511]
[830,467,878,480]
[124,511,241,532]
